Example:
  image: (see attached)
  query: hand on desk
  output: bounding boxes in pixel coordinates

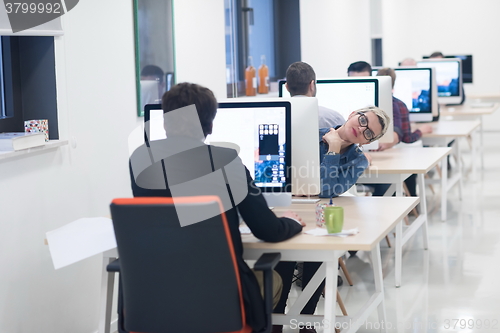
[376,132,399,151]
[417,124,433,134]
[376,142,396,151]
[281,211,305,227]
[363,152,372,165]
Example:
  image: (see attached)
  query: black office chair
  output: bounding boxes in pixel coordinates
[108,196,279,333]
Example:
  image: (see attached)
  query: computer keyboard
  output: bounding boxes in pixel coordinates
[291,198,320,204]
[471,103,494,108]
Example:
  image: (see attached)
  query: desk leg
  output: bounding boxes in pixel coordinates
[480,115,485,172]
[98,256,116,333]
[372,244,387,332]
[395,219,403,288]
[441,156,448,222]
[323,259,338,333]
[395,179,404,287]
[457,140,464,200]
[396,180,403,197]
[418,173,429,249]
[471,131,477,182]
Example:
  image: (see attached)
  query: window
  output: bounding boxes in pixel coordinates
[371,38,383,67]
[0,36,58,138]
[133,0,175,116]
[224,0,301,98]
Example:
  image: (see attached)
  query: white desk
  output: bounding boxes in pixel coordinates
[440,103,499,171]
[419,120,480,183]
[357,147,451,287]
[243,197,419,333]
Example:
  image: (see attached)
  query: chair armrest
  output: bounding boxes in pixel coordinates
[253,252,281,332]
[106,259,120,272]
[253,252,281,272]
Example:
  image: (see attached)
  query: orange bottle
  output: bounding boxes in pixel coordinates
[245,56,256,96]
[258,55,269,94]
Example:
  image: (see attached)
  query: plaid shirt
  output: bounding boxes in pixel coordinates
[392,96,422,143]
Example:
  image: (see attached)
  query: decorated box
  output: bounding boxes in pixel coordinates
[25,119,49,142]
[315,202,335,227]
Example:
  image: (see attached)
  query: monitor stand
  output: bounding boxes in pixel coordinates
[262,192,292,207]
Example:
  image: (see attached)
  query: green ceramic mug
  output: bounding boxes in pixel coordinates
[324,206,344,233]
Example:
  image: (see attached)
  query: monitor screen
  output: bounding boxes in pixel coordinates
[144,102,292,195]
[417,59,462,105]
[209,101,291,193]
[143,102,292,207]
[278,77,394,143]
[279,79,377,120]
[373,67,432,114]
[424,55,472,83]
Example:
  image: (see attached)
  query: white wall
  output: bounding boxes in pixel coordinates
[0,0,140,332]
[300,0,372,78]
[382,0,500,97]
[172,0,227,99]
[1,1,499,331]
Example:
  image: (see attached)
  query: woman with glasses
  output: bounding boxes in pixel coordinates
[272,106,390,333]
[319,105,390,198]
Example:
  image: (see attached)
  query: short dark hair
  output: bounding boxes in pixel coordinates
[285,61,316,96]
[141,65,164,83]
[347,61,372,74]
[429,51,444,58]
[376,67,396,88]
[161,82,217,137]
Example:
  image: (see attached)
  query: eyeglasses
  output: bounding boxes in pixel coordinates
[356,112,375,141]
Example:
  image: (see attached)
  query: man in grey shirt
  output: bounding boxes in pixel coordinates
[285,61,345,128]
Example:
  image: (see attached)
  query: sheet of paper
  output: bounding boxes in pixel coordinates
[46,217,116,269]
[305,227,359,237]
[239,226,251,234]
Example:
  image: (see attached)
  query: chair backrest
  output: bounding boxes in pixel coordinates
[110,196,247,333]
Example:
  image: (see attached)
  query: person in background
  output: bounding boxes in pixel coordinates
[347,60,372,76]
[141,64,166,100]
[370,68,433,197]
[376,68,433,150]
[399,57,417,66]
[429,51,463,171]
[285,61,345,128]
[429,51,444,58]
[429,51,465,104]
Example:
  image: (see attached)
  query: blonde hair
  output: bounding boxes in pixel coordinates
[356,106,390,141]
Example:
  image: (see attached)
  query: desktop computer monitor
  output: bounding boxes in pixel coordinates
[372,67,438,122]
[144,102,293,207]
[210,101,292,206]
[217,97,322,196]
[417,58,463,105]
[278,77,394,143]
[424,54,472,83]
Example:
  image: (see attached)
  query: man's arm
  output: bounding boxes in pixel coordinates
[396,98,423,143]
[237,168,303,242]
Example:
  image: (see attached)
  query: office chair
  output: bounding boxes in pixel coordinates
[108,196,280,333]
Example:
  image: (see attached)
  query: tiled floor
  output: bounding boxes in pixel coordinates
[281,130,500,333]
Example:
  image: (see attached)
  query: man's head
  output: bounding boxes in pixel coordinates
[376,67,396,88]
[399,58,417,66]
[347,61,372,77]
[429,51,444,59]
[161,82,218,138]
[285,61,316,97]
[341,106,390,145]
[141,65,165,98]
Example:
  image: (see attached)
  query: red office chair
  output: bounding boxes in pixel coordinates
[108,196,279,333]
